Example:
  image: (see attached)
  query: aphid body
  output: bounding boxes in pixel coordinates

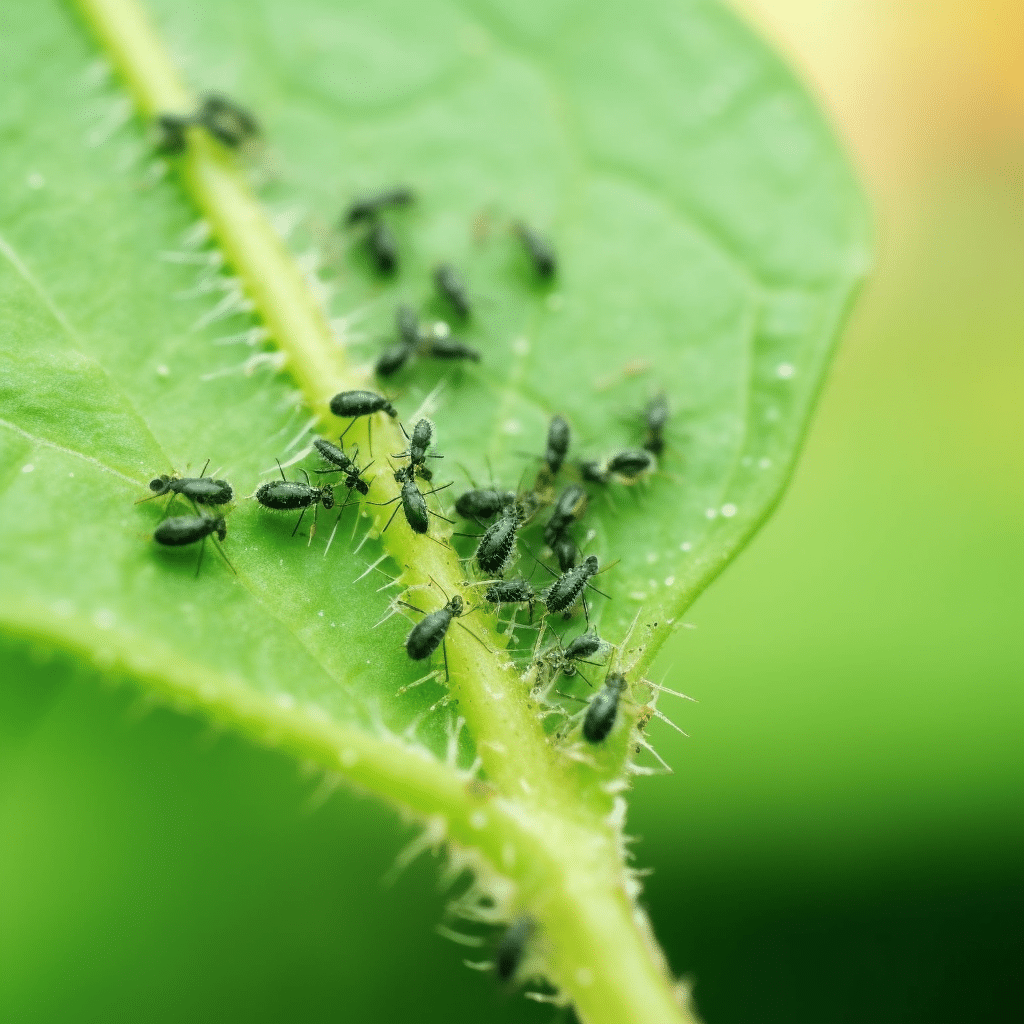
[394,418,439,478]
[583,672,628,743]
[367,221,399,274]
[424,335,481,362]
[484,577,536,617]
[455,488,517,520]
[562,629,605,672]
[543,554,599,615]
[643,394,669,455]
[434,262,471,319]
[607,448,655,482]
[495,917,536,983]
[312,439,370,496]
[155,112,191,154]
[197,93,260,148]
[345,186,415,225]
[329,390,397,419]
[515,223,557,279]
[153,514,226,547]
[544,415,571,475]
[375,344,412,378]
[405,594,465,661]
[543,483,587,546]
[146,471,233,507]
[475,503,524,577]
[255,470,334,538]
[550,533,578,572]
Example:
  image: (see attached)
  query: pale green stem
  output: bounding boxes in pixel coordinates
[72,2,696,1021]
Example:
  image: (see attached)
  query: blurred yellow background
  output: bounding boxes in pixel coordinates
[1,3,1020,1022]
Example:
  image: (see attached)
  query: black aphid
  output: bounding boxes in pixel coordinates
[550,532,578,572]
[393,418,442,481]
[345,185,415,225]
[514,223,557,279]
[196,93,260,148]
[405,593,463,660]
[375,344,413,377]
[140,460,233,510]
[455,488,517,520]
[583,672,628,743]
[543,554,604,617]
[544,415,571,475]
[153,513,226,547]
[607,448,655,482]
[562,629,605,673]
[423,336,481,362]
[153,513,231,576]
[579,459,608,484]
[484,576,536,618]
[434,262,471,319]
[373,464,452,536]
[495,917,535,984]
[255,464,334,537]
[367,220,399,274]
[329,391,397,452]
[543,483,587,546]
[474,503,525,577]
[312,439,372,496]
[396,304,420,346]
[643,394,669,456]
[155,112,191,154]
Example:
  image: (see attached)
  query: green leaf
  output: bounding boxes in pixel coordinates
[0,0,868,1020]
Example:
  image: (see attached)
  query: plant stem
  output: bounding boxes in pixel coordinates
[73,1,697,1020]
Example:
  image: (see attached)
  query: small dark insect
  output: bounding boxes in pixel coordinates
[396,304,420,347]
[139,460,233,510]
[643,393,669,456]
[312,439,372,496]
[543,483,587,546]
[606,448,656,482]
[543,554,605,617]
[393,418,442,481]
[375,343,413,377]
[583,672,628,743]
[550,532,578,572]
[329,390,398,419]
[373,464,452,536]
[484,576,536,619]
[367,220,399,274]
[329,390,397,453]
[401,590,475,682]
[423,335,481,362]
[434,262,471,319]
[345,185,415,225]
[544,415,571,476]
[255,464,334,538]
[514,223,557,279]
[495,917,535,984]
[474,503,525,577]
[153,513,231,576]
[561,629,605,677]
[455,488,517,521]
[155,112,191,154]
[196,93,260,148]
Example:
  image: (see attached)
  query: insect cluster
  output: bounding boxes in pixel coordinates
[148,100,688,989]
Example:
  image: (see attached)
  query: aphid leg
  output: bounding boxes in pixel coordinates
[396,669,442,696]
[454,620,493,655]
[212,536,236,575]
[194,535,207,578]
[291,505,309,538]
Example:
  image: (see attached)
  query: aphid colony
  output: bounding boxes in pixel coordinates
[150,104,681,987]
[143,394,669,749]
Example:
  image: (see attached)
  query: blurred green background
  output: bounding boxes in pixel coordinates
[1,3,1020,1022]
